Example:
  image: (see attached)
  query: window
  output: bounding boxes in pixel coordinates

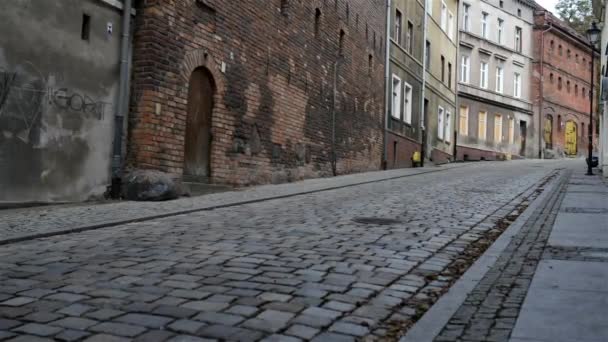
[406,21,413,53]
[280,0,289,16]
[427,0,433,15]
[394,9,402,45]
[508,118,515,143]
[550,73,554,83]
[496,66,504,93]
[339,30,345,56]
[583,87,586,98]
[481,12,489,39]
[559,45,563,56]
[445,111,452,142]
[500,0,504,8]
[368,55,373,76]
[441,1,448,32]
[575,84,578,96]
[576,54,579,63]
[515,27,522,52]
[441,55,446,83]
[517,8,521,17]
[461,55,470,83]
[404,82,413,124]
[480,62,488,89]
[557,115,562,132]
[391,75,402,119]
[566,80,570,93]
[314,9,322,37]
[583,57,586,65]
[448,11,454,40]
[463,3,470,32]
[478,111,487,140]
[567,49,571,59]
[498,19,504,45]
[459,106,469,136]
[438,106,445,139]
[81,14,91,41]
[425,41,431,70]
[514,72,521,98]
[550,40,555,51]
[558,76,562,90]
[494,114,503,143]
[448,62,452,87]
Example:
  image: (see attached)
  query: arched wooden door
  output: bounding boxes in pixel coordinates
[184,67,214,179]
[565,121,577,156]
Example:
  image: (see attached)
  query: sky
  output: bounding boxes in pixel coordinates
[536,0,559,15]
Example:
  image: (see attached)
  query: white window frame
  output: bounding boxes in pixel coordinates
[445,110,452,142]
[441,1,448,32]
[496,66,504,93]
[481,12,489,39]
[497,19,504,45]
[461,55,470,83]
[438,106,445,140]
[448,11,455,40]
[478,111,487,140]
[514,72,522,98]
[480,62,489,89]
[494,114,503,143]
[459,106,469,136]
[392,75,402,119]
[515,27,522,52]
[394,9,402,45]
[463,3,470,32]
[404,82,413,124]
[427,0,433,15]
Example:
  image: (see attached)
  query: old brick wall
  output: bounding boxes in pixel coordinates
[127,0,386,186]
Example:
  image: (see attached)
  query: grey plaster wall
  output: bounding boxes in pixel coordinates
[0,0,123,202]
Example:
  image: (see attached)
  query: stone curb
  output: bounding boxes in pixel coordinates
[0,163,475,246]
[400,168,566,342]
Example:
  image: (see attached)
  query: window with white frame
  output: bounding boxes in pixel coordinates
[463,3,470,32]
[427,0,433,15]
[515,27,522,52]
[497,19,504,45]
[404,82,413,124]
[406,21,413,53]
[445,110,452,142]
[478,111,487,140]
[394,9,402,45]
[392,75,402,119]
[496,66,504,93]
[494,114,503,143]
[438,106,445,139]
[441,1,448,32]
[448,11,454,40]
[461,55,470,83]
[480,62,489,89]
[459,106,469,136]
[514,72,521,98]
[481,12,489,39]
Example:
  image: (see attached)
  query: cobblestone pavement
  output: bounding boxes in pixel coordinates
[0,163,470,244]
[0,160,569,341]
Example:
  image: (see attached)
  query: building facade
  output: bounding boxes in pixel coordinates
[0,0,129,202]
[127,0,386,187]
[592,0,608,177]
[386,0,426,168]
[456,0,536,161]
[532,7,599,159]
[424,0,459,164]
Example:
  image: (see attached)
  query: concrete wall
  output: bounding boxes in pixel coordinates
[0,0,124,202]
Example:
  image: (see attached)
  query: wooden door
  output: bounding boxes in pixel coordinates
[565,121,577,156]
[184,68,214,178]
[519,120,527,156]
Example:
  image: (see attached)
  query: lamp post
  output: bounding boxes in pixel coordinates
[586,22,601,176]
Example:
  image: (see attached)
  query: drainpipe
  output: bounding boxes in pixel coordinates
[331,59,338,177]
[421,0,428,165]
[110,0,133,198]
[383,0,391,170]
[453,0,460,161]
[538,20,553,159]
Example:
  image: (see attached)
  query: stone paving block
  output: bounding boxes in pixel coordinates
[262,301,306,314]
[168,319,207,335]
[6,335,56,342]
[50,317,98,330]
[167,335,216,342]
[0,319,22,330]
[12,322,63,337]
[57,304,94,316]
[259,334,302,342]
[242,310,295,333]
[301,307,341,319]
[180,301,229,312]
[54,329,91,341]
[310,332,356,342]
[225,305,259,317]
[0,331,16,340]
[18,289,56,299]
[84,309,124,321]
[193,312,244,326]
[0,297,36,307]
[328,322,369,336]
[0,306,33,319]
[44,293,89,303]
[323,301,356,312]
[258,293,293,303]
[153,305,198,319]
[291,314,335,328]
[285,324,320,339]
[116,313,174,328]
[198,324,264,341]
[89,322,147,337]
[132,330,175,342]
[83,334,131,342]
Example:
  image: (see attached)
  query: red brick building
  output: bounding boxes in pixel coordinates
[127,0,386,186]
[532,7,599,158]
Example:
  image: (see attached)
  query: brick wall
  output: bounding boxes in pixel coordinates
[127,0,386,186]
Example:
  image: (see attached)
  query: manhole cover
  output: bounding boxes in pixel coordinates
[562,207,608,214]
[353,217,402,225]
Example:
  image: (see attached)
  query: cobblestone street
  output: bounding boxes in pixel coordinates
[0,160,569,341]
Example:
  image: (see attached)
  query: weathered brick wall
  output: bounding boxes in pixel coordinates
[128,0,386,186]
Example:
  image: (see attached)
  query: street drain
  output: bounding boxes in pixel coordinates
[353,217,402,225]
[562,207,608,214]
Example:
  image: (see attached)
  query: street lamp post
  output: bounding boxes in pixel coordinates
[586,22,601,176]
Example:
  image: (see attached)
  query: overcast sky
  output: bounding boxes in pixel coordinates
[536,0,559,15]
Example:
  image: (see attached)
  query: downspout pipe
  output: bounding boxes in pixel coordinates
[421,0,428,165]
[383,0,391,170]
[110,0,133,198]
[538,20,553,159]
